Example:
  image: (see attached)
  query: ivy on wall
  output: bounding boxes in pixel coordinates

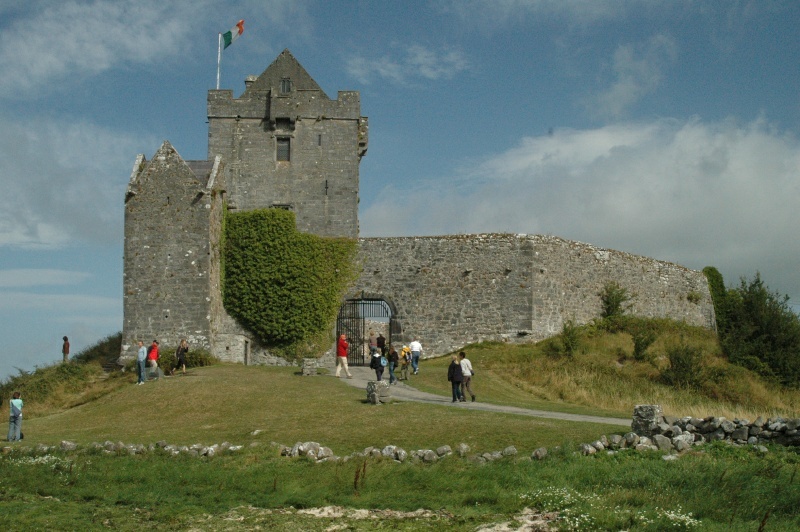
[222,208,357,354]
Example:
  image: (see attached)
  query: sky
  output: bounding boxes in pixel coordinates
[1,0,798,380]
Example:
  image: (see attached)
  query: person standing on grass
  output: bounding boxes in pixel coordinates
[62,336,70,363]
[409,337,423,375]
[147,340,160,380]
[447,355,464,402]
[459,351,476,402]
[171,339,189,376]
[136,341,147,385]
[387,344,399,384]
[335,334,353,378]
[7,391,23,442]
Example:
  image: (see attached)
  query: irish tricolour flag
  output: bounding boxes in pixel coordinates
[222,20,244,49]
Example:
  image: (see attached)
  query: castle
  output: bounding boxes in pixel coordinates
[121,50,714,366]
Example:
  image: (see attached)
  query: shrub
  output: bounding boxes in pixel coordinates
[598,281,633,321]
[662,341,705,388]
[71,332,122,364]
[156,347,218,374]
[631,328,657,362]
[560,319,581,357]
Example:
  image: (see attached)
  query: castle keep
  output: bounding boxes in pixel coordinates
[121,50,714,365]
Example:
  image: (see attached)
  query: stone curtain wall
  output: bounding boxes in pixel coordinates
[356,234,714,358]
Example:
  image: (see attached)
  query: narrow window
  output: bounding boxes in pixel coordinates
[277,137,290,161]
[318,134,322,146]
[280,78,292,94]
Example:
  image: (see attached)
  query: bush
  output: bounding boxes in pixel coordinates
[125,347,218,374]
[72,332,122,364]
[560,319,581,357]
[598,281,633,323]
[631,329,657,362]
[662,341,705,388]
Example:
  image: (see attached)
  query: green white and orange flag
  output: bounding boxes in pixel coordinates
[222,20,244,49]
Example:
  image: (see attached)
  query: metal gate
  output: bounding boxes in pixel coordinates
[336,298,398,366]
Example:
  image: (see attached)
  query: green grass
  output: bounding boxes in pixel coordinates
[4,323,800,530]
[23,365,621,454]
[1,440,798,530]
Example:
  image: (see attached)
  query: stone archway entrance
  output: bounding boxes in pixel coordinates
[336,297,400,366]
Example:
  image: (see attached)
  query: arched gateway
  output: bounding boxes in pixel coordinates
[336,297,401,366]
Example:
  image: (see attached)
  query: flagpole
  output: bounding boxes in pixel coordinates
[216,33,222,90]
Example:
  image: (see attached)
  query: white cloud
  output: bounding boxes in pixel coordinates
[588,34,678,119]
[0,116,146,248]
[0,269,91,288]
[346,44,469,85]
[0,0,317,99]
[361,117,800,300]
[0,1,203,98]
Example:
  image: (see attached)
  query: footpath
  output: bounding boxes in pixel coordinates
[337,366,630,427]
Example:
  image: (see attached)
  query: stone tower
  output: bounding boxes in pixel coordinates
[207,49,367,238]
[120,50,367,362]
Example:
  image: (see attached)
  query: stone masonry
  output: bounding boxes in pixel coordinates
[120,50,367,362]
[120,49,715,366]
[355,234,714,359]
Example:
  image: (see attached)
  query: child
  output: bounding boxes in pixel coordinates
[400,345,411,381]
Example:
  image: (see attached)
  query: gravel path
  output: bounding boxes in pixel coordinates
[337,366,631,427]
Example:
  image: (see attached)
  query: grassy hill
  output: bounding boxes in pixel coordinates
[2,324,800,530]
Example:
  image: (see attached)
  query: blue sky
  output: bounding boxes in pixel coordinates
[1,0,799,380]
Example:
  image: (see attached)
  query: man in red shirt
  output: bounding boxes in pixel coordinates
[335,334,353,378]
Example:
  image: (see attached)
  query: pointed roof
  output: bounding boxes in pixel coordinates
[244,49,328,98]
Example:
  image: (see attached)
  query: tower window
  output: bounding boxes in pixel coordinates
[277,137,291,161]
[280,78,292,94]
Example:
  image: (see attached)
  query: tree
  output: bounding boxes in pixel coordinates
[721,273,800,387]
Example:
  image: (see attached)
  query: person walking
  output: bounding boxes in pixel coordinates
[171,339,189,376]
[62,336,70,363]
[459,351,476,402]
[7,391,23,442]
[409,337,422,375]
[335,334,353,378]
[399,345,411,381]
[370,349,384,381]
[136,341,147,385]
[147,340,160,380]
[447,355,464,402]
[387,345,399,384]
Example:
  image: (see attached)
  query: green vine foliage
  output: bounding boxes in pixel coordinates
[222,209,357,356]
